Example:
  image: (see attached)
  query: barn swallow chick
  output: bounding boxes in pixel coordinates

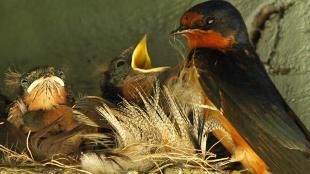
[3,66,91,161]
[101,35,169,104]
[6,66,76,134]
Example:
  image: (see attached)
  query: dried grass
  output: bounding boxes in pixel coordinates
[0,144,89,174]
[79,82,232,173]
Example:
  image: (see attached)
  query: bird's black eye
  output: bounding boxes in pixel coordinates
[59,71,64,77]
[116,60,126,68]
[21,79,28,85]
[56,70,65,79]
[206,17,215,25]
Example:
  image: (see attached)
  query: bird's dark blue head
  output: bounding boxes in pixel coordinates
[171,0,250,50]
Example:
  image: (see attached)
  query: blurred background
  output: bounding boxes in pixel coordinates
[0,0,309,129]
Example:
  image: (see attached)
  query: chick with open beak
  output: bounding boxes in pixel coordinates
[6,66,76,134]
[101,35,169,104]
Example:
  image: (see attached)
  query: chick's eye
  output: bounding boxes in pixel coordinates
[59,71,64,76]
[116,60,126,68]
[21,79,28,85]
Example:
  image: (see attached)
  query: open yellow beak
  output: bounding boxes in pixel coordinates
[131,35,169,73]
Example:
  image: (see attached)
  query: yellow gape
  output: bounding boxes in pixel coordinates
[131,35,169,73]
[132,35,152,70]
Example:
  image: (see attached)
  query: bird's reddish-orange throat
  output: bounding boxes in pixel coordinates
[184,30,234,49]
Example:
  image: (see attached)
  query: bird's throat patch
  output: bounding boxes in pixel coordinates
[184,30,234,49]
[24,85,67,111]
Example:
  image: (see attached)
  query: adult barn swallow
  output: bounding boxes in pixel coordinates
[101,35,169,104]
[171,1,310,173]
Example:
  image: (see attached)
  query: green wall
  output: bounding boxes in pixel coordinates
[0,0,309,129]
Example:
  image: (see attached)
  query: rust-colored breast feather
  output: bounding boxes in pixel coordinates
[21,105,77,134]
[184,30,234,49]
[120,73,156,102]
[24,86,67,111]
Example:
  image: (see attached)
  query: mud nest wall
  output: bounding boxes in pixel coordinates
[0,0,309,129]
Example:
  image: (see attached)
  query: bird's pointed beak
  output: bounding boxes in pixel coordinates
[131,34,169,73]
[170,26,191,36]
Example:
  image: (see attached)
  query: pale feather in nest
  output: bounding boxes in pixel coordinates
[79,80,230,173]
